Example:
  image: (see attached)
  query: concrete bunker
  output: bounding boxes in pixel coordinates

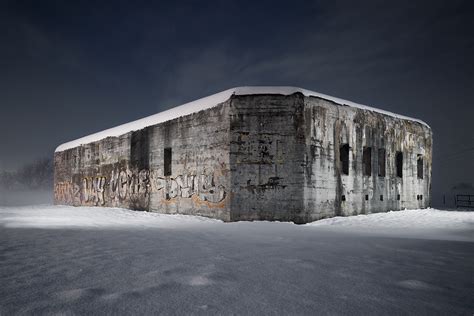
[54,87,432,223]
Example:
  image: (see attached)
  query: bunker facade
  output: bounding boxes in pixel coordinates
[54,87,432,223]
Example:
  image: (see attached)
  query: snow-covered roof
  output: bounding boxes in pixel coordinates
[55,86,429,152]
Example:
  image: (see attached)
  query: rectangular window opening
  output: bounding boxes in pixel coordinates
[164,147,172,176]
[396,151,403,178]
[397,194,400,201]
[380,195,384,201]
[341,195,346,201]
[378,148,386,177]
[365,194,369,201]
[417,155,424,179]
[340,144,350,175]
[363,147,372,176]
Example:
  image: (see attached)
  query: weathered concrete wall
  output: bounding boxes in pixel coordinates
[54,134,134,208]
[147,103,231,220]
[228,94,307,223]
[54,102,232,221]
[302,97,432,221]
[55,92,432,223]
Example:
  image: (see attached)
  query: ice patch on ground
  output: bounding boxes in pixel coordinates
[397,280,442,291]
[188,275,212,286]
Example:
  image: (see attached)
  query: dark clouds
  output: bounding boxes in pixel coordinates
[1,0,473,205]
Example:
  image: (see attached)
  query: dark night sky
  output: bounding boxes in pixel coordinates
[1,0,473,204]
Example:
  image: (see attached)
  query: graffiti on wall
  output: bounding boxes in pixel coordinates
[83,176,107,205]
[55,181,80,205]
[152,173,226,203]
[109,169,150,203]
[55,168,227,207]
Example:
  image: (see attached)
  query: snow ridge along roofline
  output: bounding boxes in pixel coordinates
[55,86,430,152]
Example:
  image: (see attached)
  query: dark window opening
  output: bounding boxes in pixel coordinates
[397,194,400,201]
[130,129,150,170]
[365,194,369,201]
[340,144,350,175]
[164,147,172,176]
[420,195,423,200]
[341,195,346,201]
[378,148,386,177]
[417,155,423,179]
[363,147,372,176]
[396,151,403,178]
[380,195,384,201]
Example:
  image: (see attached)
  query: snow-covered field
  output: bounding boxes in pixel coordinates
[0,205,220,230]
[1,205,472,241]
[307,208,474,242]
[1,205,473,314]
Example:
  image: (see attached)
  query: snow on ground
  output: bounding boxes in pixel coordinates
[1,205,472,241]
[0,205,220,230]
[1,205,473,314]
[307,208,474,230]
[306,208,474,241]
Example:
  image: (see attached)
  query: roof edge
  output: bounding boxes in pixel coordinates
[55,86,430,152]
